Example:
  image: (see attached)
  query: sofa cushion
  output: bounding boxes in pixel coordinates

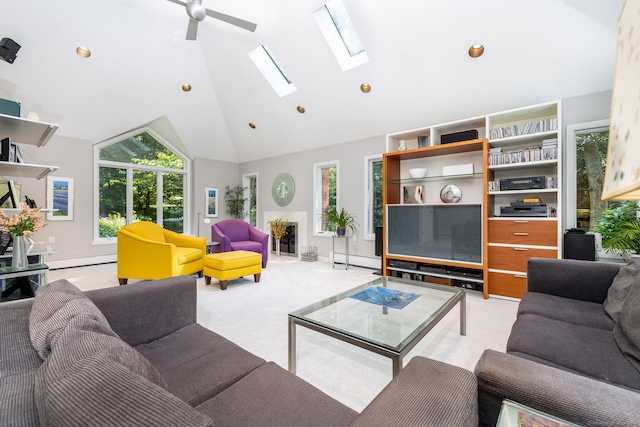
[507,313,640,390]
[230,240,263,253]
[0,299,41,427]
[604,258,640,323]
[519,292,615,330]
[196,362,358,427]
[614,279,640,373]
[136,323,266,406]
[29,280,213,426]
[176,246,204,264]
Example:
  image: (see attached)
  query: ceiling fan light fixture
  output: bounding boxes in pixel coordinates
[360,83,371,93]
[182,84,192,92]
[249,123,256,129]
[76,46,91,58]
[186,0,207,21]
[297,106,305,113]
[468,44,484,58]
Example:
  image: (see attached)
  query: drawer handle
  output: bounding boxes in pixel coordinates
[514,247,528,251]
[513,232,529,236]
[514,220,529,223]
[514,274,527,279]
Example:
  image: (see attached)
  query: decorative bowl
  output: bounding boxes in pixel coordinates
[409,168,428,178]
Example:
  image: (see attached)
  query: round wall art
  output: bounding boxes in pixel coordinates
[440,184,462,203]
[272,172,295,206]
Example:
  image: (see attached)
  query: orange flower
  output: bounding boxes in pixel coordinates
[0,203,47,236]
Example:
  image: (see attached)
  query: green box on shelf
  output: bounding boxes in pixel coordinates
[0,98,20,117]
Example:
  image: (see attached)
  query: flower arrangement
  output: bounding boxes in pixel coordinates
[269,216,289,240]
[0,203,48,236]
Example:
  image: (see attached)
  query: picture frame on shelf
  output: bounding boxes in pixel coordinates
[46,176,74,221]
[8,143,16,163]
[403,185,425,204]
[205,187,219,218]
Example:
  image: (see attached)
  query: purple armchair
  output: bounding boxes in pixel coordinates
[211,219,269,268]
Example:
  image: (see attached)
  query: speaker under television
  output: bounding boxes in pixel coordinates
[373,226,383,275]
[375,226,383,256]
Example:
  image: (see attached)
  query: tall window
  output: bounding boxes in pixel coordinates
[364,155,383,239]
[313,161,338,234]
[94,128,188,241]
[244,173,258,228]
[575,127,609,231]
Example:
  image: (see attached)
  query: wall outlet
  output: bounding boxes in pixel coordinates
[49,236,55,244]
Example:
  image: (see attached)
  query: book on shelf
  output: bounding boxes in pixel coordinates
[490,118,558,140]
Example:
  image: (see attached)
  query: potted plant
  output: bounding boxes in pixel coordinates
[224,185,248,220]
[594,201,640,261]
[325,207,358,236]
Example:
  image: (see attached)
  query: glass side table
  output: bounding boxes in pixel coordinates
[331,234,351,270]
[497,400,581,427]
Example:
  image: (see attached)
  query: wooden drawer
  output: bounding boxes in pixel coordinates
[488,246,557,272]
[489,271,527,298]
[489,220,557,246]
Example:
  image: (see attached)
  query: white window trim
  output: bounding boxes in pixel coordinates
[93,126,191,244]
[363,154,382,241]
[313,160,339,237]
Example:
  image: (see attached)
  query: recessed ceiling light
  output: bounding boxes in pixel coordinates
[249,123,256,129]
[182,84,192,92]
[360,83,371,93]
[297,106,305,113]
[76,46,91,58]
[468,44,484,58]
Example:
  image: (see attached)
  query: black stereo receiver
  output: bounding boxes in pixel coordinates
[500,205,548,217]
[500,176,546,191]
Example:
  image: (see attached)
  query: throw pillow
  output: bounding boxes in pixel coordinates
[613,279,640,373]
[604,258,640,323]
[29,279,167,387]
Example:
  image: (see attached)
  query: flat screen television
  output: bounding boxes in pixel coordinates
[386,204,482,264]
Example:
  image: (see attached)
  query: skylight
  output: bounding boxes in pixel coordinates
[249,45,297,97]
[313,0,368,71]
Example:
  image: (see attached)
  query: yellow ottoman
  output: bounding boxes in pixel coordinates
[204,250,262,290]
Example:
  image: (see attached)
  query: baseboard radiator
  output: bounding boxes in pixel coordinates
[330,252,381,270]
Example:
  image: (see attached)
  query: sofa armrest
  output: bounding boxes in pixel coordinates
[84,276,197,347]
[249,226,268,245]
[164,229,207,252]
[475,350,640,427]
[350,357,477,427]
[527,258,621,303]
[211,225,231,252]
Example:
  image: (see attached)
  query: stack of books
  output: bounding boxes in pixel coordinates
[490,118,558,139]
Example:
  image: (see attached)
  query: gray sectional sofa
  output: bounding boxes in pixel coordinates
[1,275,478,427]
[475,258,640,426]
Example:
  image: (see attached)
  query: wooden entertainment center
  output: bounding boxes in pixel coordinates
[383,101,561,299]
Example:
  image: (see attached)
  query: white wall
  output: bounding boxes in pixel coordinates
[8,90,614,267]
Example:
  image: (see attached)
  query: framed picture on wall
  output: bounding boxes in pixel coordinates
[205,187,219,218]
[47,176,75,221]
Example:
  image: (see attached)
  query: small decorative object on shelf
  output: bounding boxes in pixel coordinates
[0,203,47,270]
[440,184,462,203]
[398,140,407,151]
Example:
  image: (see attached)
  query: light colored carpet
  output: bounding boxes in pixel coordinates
[50,258,519,412]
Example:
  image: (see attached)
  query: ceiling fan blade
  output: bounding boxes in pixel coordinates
[205,9,257,32]
[186,19,198,40]
[166,0,187,6]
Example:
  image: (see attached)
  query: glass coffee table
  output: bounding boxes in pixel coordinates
[288,275,466,378]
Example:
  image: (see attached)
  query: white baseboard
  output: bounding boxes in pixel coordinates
[330,252,381,270]
[47,255,117,270]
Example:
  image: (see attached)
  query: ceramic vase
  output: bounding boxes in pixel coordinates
[275,238,281,258]
[12,235,29,270]
[337,227,346,236]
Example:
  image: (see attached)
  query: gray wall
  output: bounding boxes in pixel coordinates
[8,90,614,266]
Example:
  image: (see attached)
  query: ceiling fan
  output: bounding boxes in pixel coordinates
[167,0,257,40]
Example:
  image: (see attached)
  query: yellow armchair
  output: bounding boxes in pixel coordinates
[117,221,207,285]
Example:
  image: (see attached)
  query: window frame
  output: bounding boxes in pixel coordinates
[313,160,339,236]
[93,126,191,244]
[363,154,382,240]
[243,172,259,228]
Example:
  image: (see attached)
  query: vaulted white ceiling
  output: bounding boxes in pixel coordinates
[0,0,624,163]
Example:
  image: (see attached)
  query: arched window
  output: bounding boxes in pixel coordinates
[93,127,190,242]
